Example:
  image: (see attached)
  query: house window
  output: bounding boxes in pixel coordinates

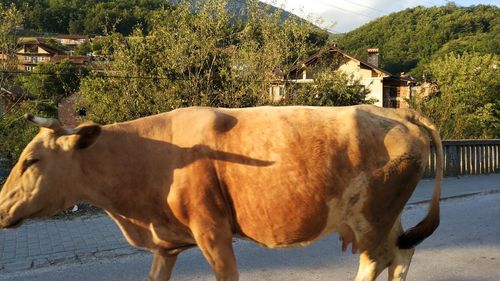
[24,56,30,62]
[278,86,285,97]
[27,46,37,53]
[24,65,33,71]
[389,87,397,98]
[389,100,400,108]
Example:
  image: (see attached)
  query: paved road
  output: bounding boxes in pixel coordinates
[0,174,499,280]
[1,192,499,281]
[0,213,139,272]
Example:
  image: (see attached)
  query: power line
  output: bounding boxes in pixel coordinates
[324,27,344,34]
[1,68,371,90]
[0,70,187,80]
[0,70,278,83]
[308,0,375,19]
[339,0,386,15]
[0,94,24,119]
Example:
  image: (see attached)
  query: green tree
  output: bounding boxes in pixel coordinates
[0,4,25,174]
[18,60,89,102]
[77,0,327,124]
[0,4,22,89]
[282,71,373,106]
[411,52,500,139]
[337,4,500,77]
[0,101,56,168]
[74,40,92,55]
[1,59,88,168]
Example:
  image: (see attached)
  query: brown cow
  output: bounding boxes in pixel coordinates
[0,105,442,281]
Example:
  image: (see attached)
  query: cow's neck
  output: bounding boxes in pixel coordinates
[77,121,172,220]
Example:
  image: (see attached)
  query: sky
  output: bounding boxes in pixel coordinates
[261,0,500,33]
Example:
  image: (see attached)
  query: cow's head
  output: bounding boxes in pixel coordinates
[0,115,101,229]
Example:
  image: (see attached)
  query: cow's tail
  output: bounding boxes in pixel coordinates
[397,110,443,249]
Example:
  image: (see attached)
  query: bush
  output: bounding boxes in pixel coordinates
[77,0,330,124]
[411,52,500,139]
[0,100,57,167]
[281,71,374,106]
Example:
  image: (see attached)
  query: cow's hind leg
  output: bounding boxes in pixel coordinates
[387,220,415,281]
[354,217,409,281]
[388,247,414,281]
[192,221,239,281]
[148,250,178,281]
[355,248,393,281]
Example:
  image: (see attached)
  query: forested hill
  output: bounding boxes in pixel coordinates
[336,3,500,77]
[0,0,295,36]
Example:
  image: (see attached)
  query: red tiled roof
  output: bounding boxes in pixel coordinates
[17,38,66,55]
[51,55,91,65]
[55,34,89,40]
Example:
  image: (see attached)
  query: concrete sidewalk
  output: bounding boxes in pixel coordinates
[1,174,499,273]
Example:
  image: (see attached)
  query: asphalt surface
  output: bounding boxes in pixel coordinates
[1,192,499,281]
[0,175,499,281]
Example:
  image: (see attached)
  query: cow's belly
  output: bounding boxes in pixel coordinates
[229,183,335,248]
[235,206,331,248]
[233,194,353,249]
[228,170,372,249]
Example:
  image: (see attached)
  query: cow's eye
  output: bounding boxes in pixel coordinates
[22,159,40,174]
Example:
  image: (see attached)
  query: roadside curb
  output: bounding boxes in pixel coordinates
[408,189,500,206]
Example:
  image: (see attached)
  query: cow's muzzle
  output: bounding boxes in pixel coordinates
[0,212,23,229]
[0,212,5,228]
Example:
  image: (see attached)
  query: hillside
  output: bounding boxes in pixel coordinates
[1,0,297,36]
[336,3,500,77]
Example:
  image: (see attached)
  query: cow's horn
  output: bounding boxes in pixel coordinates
[24,114,62,131]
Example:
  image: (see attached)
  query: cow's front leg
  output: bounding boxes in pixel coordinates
[148,250,178,281]
[192,221,239,281]
[174,160,239,280]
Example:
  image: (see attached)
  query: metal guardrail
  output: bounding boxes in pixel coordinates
[424,139,500,177]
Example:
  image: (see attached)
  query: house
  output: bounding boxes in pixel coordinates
[15,38,94,71]
[53,34,89,47]
[16,38,66,71]
[271,46,416,108]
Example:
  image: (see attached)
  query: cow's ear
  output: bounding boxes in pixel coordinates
[73,124,101,149]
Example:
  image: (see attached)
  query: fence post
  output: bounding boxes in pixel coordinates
[447,144,460,176]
